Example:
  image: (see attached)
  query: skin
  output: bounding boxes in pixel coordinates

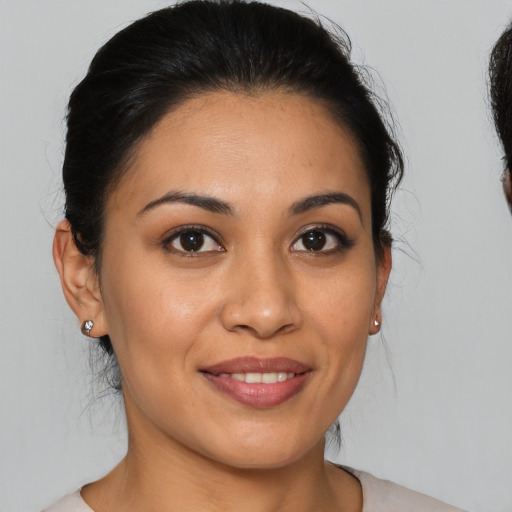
[54,91,391,512]
[504,170,512,211]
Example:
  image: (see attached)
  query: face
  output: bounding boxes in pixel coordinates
[504,170,512,211]
[95,92,390,468]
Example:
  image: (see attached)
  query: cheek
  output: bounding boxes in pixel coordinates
[98,252,219,379]
[98,263,222,430]
[304,261,377,337]
[301,258,377,389]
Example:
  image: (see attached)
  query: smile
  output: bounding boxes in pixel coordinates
[201,357,311,408]
[217,372,295,383]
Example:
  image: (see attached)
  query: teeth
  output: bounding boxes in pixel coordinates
[220,372,296,383]
[262,372,278,384]
[245,372,262,383]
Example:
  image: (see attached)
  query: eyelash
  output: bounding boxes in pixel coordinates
[161,223,354,256]
[162,224,225,257]
[291,224,354,254]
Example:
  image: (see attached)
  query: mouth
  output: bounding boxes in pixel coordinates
[200,357,312,408]
[216,371,296,383]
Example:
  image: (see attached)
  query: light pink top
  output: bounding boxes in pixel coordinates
[43,467,468,512]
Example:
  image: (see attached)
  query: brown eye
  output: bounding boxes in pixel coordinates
[179,231,205,252]
[166,229,223,254]
[291,227,351,253]
[301,230,326,251]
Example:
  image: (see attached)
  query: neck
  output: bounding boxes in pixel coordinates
[81,398,361,512]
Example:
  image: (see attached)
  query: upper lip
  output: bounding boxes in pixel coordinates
[201,357,311,375]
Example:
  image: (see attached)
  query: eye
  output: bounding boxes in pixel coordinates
[291,226,352,253]
[164,227,224,254]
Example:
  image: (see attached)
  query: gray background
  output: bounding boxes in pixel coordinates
[1,1,511,511]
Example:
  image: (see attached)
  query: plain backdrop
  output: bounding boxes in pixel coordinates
[1,1,511,511]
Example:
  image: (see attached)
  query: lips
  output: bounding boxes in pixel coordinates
[201,357,311,408]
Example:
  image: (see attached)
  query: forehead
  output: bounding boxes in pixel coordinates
[110,91,370,217]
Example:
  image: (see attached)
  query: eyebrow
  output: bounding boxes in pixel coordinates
[137,191,234,216]
[137,190,362,221]
[289,192,362,221]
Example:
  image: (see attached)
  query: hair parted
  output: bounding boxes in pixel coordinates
[63,0,403,378]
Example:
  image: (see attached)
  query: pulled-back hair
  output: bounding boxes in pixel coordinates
[489,25,512,168]
[489,23,512,208]
[63,0,403,371]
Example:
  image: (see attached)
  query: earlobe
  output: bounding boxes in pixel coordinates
[53,220,108,337]
[369,244,392,335]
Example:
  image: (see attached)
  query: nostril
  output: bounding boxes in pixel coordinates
[231,321,298,340]
[219,280,302,339]
[275,322,297,336]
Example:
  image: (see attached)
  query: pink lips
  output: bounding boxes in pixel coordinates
[201,357,311,408]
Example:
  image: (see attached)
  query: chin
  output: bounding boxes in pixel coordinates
[199,430,323,471]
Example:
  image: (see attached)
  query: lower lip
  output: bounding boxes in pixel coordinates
[202,373,310,408]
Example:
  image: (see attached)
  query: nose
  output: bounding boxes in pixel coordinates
[219,254,302,339]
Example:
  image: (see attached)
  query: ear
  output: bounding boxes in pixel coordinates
[53,220,108,338]
[369,244,392,335]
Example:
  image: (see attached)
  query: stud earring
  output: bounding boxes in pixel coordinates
[81,320,94,337]
[369,318,381,335]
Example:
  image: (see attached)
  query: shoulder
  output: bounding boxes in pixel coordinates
[42,490,93,512]
[42,471,469,512]
[343,467,469,512]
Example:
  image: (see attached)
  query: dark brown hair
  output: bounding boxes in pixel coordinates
[489,23,512,208]
[63,0,404,379]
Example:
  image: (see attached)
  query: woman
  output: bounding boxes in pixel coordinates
[489,23,512,212]
[46,1,466,510]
